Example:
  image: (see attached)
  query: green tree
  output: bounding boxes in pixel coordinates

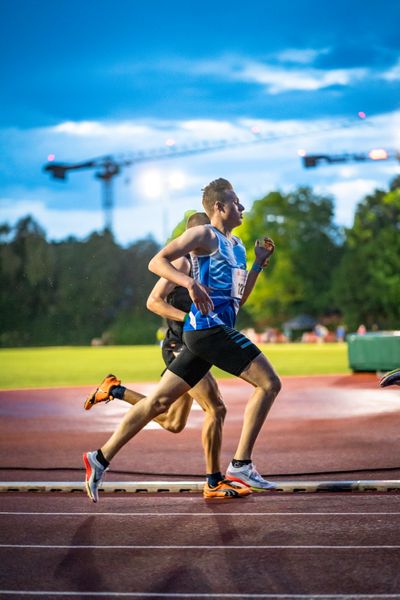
[0,216,56,345]
[107,237,161,344]
[331,187,400,331]
[52,230,125,344]
[168,210,197,241]
[0,217,162,346]
[236,187,343,327]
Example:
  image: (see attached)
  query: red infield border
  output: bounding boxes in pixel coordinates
[0,374,400,597]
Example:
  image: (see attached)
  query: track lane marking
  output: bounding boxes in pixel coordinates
[2,593,400,598]
[1,544,400,549]
[2,511,400,516]
[1,593,400,598]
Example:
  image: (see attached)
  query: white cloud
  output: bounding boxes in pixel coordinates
[195,56,368,93]
[110,53,370,94]
[233,61,367,94]
[52,121,154,138]
[337,166,359,179]
[180,119,241,138]
[320,179,382,226]
[275,48,325,65]
[381,58,400,81]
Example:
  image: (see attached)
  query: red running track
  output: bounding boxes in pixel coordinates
[0,374,400,597]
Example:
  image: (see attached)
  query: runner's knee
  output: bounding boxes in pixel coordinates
[266,373,282,396]
[204,399,227,423]
[151,395,175,416]
[255,373,281,397]
[165,420,186,434]
[213,402,227,422]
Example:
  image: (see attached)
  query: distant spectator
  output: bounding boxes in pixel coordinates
[301,331,318,343]
[265,328,280,343]
[241,328,257,343]
[325,331,337,343]
[314,323,328,343]
[357,324,367,335]
[336,324,346,343]
[275,331,288,343]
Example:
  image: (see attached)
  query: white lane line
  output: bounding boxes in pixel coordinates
[1,594,400,598]
[1,512,400,516]
[1,594,400,599]
[1,544,400,550]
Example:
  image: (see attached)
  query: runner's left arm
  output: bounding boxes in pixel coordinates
[146,256,191,322]
[240,237,275,306]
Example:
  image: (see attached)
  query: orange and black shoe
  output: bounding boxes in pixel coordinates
[84,374,121,410]
[203,479,252,499]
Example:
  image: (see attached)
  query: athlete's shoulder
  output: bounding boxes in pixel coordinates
[232,234,244,245]
[189,223,215,238]
[189,224,218,255]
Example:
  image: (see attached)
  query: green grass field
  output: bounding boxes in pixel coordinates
[0,343,350,389]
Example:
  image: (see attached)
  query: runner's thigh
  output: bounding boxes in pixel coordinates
[168,344,212,388]
[183,325,261,377]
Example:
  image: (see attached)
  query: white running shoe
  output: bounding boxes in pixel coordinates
[226,462,276,491]
[380,368,400,387]
[83,451,107,502]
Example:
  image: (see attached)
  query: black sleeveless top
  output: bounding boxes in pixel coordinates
[163,256,192,349]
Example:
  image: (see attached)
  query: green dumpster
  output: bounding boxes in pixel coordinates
[347,331,400,372]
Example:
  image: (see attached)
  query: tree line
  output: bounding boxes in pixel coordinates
[1,181,399,346]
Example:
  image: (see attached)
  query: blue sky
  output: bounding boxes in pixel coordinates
[1,0,399,243]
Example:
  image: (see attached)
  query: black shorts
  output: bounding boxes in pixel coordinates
[161,339,184,368]
[167,324,261,388]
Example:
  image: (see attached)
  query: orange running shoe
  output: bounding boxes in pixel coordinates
[203,479,252,499]
[84,374,121,410]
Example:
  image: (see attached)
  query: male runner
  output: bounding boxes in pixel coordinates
[84,213,229,491]
[83,178,281,501]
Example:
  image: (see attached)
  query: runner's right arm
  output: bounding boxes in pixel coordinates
[148,226,218,315]
[146,257,190,322]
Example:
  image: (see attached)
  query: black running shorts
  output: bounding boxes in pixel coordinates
[168,325,261,388]
[161,339,183,368]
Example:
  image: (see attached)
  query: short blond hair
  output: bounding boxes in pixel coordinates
[202,178,233,216]
[186,211,210,228]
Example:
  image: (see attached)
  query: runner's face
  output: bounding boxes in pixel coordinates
[222,190,244,227]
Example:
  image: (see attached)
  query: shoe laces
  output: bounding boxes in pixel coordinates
[221,479,239,487]
[248,465,268,483]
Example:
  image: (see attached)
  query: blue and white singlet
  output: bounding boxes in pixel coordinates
[183,225,248,331]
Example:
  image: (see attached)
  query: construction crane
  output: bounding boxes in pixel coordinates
[43,117,368,233]
[300,148,400,169]
[44,156,126,233]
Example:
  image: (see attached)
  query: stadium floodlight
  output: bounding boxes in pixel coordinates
[301,149,399,169]
[368,148,389,160]
[139,168,187,240]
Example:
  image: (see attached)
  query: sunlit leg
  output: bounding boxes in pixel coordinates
[101,370,191,462]
[234,353,281,460]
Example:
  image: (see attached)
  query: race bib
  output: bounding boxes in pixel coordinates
[231,268,248,299]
